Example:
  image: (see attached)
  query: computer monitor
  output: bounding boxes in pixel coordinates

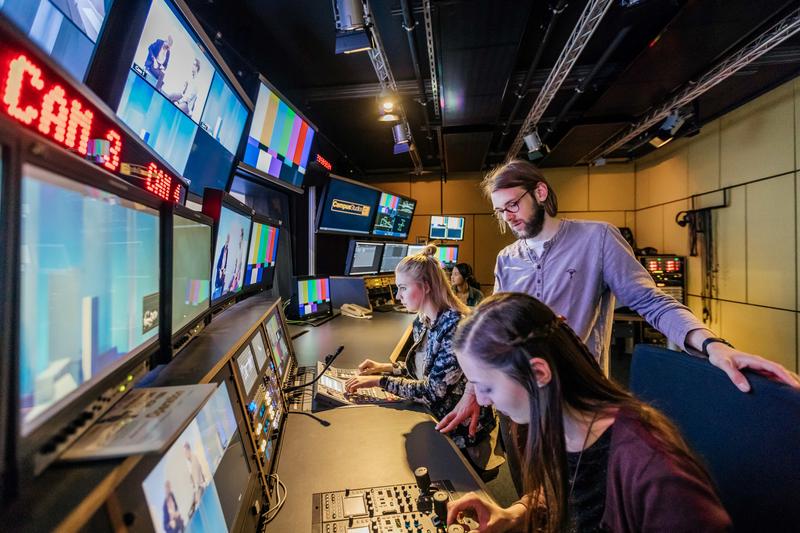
[316,175,381,236]
[380,243,409,273]
[171,208,212,337]
[142,383,240,533]
[429,215,465,241]
[406,244,426,257]
[244,215,280,290]
[242,78,315,188]
[345,241,384,276]
[291,276,332,320]
[19,163,160,437]
[204,190,253,305]
[263,309,291,382]
[236,345,259,397]
[436,245,459,268]
[250,328,269,371]
[330,276,371,310]
[371,193,416,239]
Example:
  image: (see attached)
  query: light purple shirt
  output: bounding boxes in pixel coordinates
[494,219,706,367]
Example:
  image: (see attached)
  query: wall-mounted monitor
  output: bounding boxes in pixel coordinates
[316,175,380,236]
[242,79,315,188]
[371,192,416,239]
[406,244,426,256]
[244,216,280,291]
[1,0,114,81]
[19,163,160,437]
[436,245,459,268]
[203,189,253,306]
[115,0,249,197]
[379,243,408,274]
[345,241,384,276]
[290,276,332,320]
[171,207,212,337]
[429,215,465,241]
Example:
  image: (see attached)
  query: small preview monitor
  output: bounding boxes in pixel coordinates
[317,176,381,235]
[406,244,426,257]
[330,276,370,310]
[172,211,212,335]
[250,328,269,371]
[210,202,252,304]
[345,241,384,276]
[293,277,332,319]
[436,245,459,267]
[264,310,290,380]
[236,345,258,396]
[429,215,465,241]
[245,217,280,289]
[371,192,416,239]
[380,243,409,273]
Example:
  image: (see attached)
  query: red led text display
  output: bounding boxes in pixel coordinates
[316,153,332,172]
[0,50,183,203]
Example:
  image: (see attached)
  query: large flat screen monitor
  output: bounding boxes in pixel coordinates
[291,277,331,320]
[429,215,465,241]
[242,80,315,187]
[19,163,160,436]
[1,0,113,81]
[211,203,252,304]
[172,211,212,335]
[316,176,380,236]
[345,241,383,276]
[116,0,248,196]
[371,193,416,239]
[142,383,242,532]
[379,243,408,274]
[244,217,280,290]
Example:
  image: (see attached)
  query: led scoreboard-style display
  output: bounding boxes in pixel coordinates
[0,22,185,203]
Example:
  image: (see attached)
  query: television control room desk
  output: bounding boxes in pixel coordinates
[271,311,490,532]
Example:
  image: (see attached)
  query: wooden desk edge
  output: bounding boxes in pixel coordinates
[390,321,415,363]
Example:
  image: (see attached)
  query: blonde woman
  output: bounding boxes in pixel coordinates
[345,245,499,468]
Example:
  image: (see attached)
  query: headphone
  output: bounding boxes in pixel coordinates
[675,210,693,227]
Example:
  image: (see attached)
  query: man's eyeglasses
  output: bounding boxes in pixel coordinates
[493,189,531,218]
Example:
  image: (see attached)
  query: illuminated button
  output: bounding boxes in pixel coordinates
[260,440,267,452]
[256,422,263,434]
[118,385,126,393]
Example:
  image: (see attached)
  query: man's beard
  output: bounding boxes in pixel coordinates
[510,201,545,239]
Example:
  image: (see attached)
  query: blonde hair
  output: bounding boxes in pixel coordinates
[395,245,470,316]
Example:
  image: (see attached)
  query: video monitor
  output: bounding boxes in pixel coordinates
[211,204,252,303]
[245,218,280,289]
[345,241,383,276]
[236,345,258,396]
[116,0,248,196]
[379,243,408,274]
[243,80,315,187]
[406,244,426,257]
[430,215,465,241]
[437,245,459,267]
[1,0,113,81]
[330,276,370,310]
[142,384,240,533]
[317,176,380,236]
[264,311,290,380]
[172,212,211,334]
[293,277,332,319]
[250,329,269,371]
[19,164,160,436]
[371,193,416,239]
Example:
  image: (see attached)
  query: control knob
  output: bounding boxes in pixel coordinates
[433,490,449,522]
[414,467,431,494]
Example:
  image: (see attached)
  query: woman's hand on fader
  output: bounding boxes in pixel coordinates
[357,359,392,375]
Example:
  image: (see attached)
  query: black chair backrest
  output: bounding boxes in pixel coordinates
[630,344,800,532]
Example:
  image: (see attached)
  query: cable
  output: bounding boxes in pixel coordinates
[262,473,288,525]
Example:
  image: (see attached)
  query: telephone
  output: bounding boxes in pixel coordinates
[340,303,372,319]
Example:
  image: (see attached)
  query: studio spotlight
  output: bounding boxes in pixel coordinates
[332,0,375,54]
[377,90,397,120]
[378,109,399,122]
[523,130,549,161]
[392,123,411,154]
[649,109,687,148]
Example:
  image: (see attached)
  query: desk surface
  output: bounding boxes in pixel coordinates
[289,311,416,367]
[268,405,487,532]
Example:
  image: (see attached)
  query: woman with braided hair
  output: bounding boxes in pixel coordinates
[446,292,731,533]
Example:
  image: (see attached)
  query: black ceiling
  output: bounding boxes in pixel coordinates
[185,0,800,179]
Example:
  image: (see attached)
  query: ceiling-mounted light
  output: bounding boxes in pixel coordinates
[378,109,399,122]
[523,130,549,161]
[649,109,687,148]
[392,123,411,154]
[332,0,375,54]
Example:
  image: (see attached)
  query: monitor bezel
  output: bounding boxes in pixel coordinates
[344,239,385,276]
[370,192,417,240]
[290,275,333,321]
[429,215,466,241]
[242,213,282,294]
[378,242,410,274]
[315,174,382,237]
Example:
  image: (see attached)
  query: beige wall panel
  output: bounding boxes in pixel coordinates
[443,177,488,214]
[687,255,702,296]
[687,295,722,336]
[563,211,626,227]
[371,179,411,198]
[406,215,431,245]
[687,120,721,195]
[662,199,690,256]
[720,301,797,372]
[543,167,589,212]
[635,160,652,209]
[720,82,795,187]
[625,211,636,232]
[634,205,664,252]
[715,186,747,302]
[455,215,475,268]
[588,164,635,211]
[473,214,516,289]
[410,179,441,215]
[746,174,795,310]
[796,79,800,171]
[635,145,689,209]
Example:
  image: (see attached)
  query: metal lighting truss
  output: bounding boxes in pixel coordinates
[506,0,614,160]
[422,0,440,118]
[366,1,424,173]
[581,6,800,163]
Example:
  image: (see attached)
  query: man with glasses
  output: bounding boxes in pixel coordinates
[437,159,799,484]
